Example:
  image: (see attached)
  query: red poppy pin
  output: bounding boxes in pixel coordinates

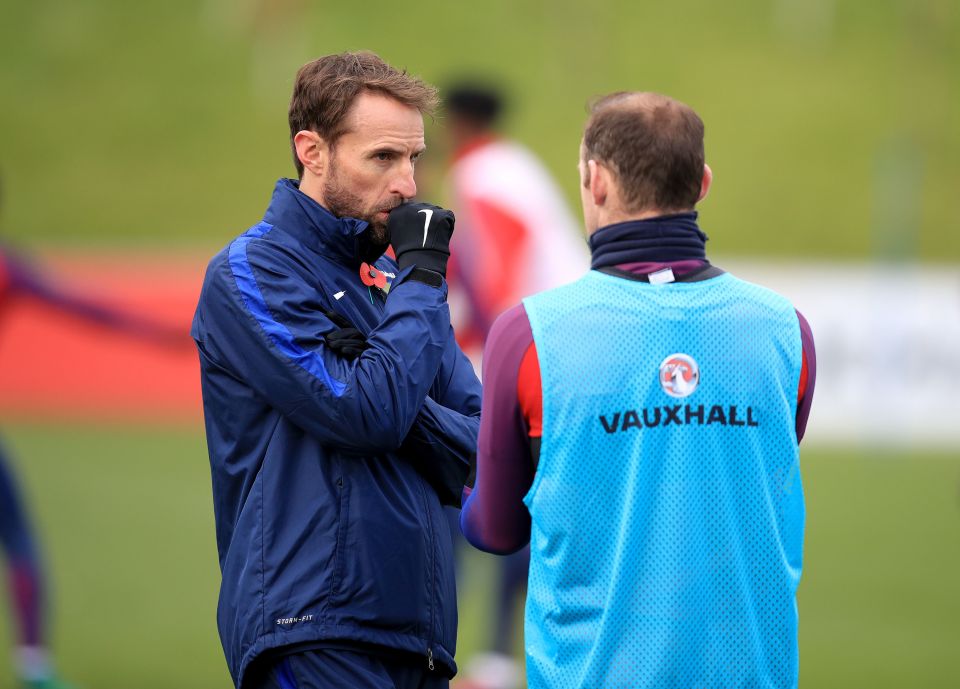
[359,262,387,289]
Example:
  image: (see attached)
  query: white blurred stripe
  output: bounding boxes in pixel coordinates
[720,259,960,448]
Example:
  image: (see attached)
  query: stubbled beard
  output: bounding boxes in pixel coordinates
[323,169,393,244]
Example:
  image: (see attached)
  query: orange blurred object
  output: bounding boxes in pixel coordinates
[0,252,204,424]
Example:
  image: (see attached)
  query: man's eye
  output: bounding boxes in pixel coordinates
[375,151,393,161]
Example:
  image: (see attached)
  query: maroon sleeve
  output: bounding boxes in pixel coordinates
[460,303,535,554]
[796,309,816,443]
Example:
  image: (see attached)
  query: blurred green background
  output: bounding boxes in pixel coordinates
[1,0,958,687]
[1,0,958,258]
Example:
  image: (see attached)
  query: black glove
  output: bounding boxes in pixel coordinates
[388,202,455,277]
[323,310,369,360]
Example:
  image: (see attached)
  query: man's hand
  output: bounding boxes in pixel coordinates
[323,310,369,360]
[388,202,455,277]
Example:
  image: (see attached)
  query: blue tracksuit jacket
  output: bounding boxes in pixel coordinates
[191,179,481,687]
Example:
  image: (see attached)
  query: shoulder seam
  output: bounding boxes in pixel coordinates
[226,224,347,397]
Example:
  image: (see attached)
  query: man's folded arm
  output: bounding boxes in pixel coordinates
[194,250,450,453]
[394,320,481,504]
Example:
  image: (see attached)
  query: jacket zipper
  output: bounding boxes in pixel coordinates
[416,478,437,672]
[373,270,434,670]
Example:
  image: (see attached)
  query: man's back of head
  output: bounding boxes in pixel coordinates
[443,81,506,151]
[581,92,707,224]
[445,82,504,128]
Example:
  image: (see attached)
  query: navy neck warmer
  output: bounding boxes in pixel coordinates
[589,212,708,270]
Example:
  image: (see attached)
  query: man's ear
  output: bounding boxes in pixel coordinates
[698,163,713,203]
[588,159,608,206]
[293,130,328,178]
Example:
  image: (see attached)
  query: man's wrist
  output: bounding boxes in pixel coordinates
[396,249,449,277]
[406,267,444,287]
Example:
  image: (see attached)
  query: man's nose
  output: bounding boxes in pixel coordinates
[391,165,417,200]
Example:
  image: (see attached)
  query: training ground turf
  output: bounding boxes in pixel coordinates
[0,424,957,688]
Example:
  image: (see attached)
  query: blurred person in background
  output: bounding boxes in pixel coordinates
[442,82,588,689]
[0,179,188,689]
[0,430,72,689]
[192,52,480,689]
[443,81,589,358]
[461,92,816,688]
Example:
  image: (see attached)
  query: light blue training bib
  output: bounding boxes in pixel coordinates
[522,270,804,689]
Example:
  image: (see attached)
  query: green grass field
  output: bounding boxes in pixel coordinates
[1,0,958,259]
[0,423,957,687]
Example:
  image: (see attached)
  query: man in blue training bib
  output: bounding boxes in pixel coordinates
[461,92,816,689]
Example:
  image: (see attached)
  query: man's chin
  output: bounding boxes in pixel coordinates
[357,220,391,263]
[366,220,389,245]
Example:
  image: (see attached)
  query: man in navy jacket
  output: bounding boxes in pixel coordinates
[192,52,481,689]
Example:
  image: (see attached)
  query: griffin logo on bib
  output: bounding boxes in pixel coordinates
[659,353,700,398]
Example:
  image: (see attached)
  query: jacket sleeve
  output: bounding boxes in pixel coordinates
[429,326,482,415]
[193,242,450,453]
[411,330,482,462]
[795,309,816,443]
[396,325,481,505]
[461,304,535,553]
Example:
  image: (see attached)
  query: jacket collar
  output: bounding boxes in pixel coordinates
[262,178,370,266]
[589,212,708,270]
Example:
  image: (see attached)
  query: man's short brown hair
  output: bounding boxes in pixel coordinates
[288,51,439,178]
[583,92,705,214]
